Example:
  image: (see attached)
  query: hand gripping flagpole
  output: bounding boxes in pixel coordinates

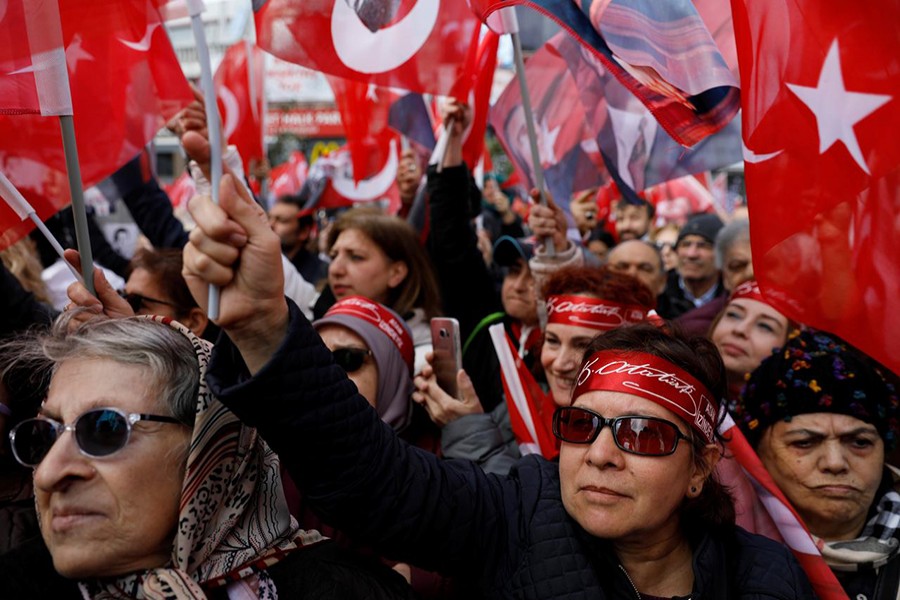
[504,8,555,256]
[0,171,84,285]
[187,0,222,320]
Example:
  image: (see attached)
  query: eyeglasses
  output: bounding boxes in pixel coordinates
[119,291,179,313]
[9,407,182,468]
[552,406,690,456]
[332,347,373,373]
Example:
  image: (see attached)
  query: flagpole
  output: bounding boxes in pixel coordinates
[0,170,84,284]
[58,115,96,295]
[187,0,222,320]
[507,15,555,256]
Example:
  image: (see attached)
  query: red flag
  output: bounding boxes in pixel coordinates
[163,171,196,212]
[461,31,499,171]
[489,324,559,459]
[214,41,266,173]
[269,151,309,199]
[0,0,193,252]
[326,76,398,186]
[0,0,71,116]
[254,0,479,96]
[732,0,900,374]
[307,143,401,212]
[717,414,848,599]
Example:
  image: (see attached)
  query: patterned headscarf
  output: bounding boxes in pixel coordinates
[734,328,900,450]
[79,316,323,599]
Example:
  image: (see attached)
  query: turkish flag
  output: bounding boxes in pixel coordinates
[0,0,193,252]
[461,30,499,171]
[470,0,740,147]
[214,41,266,174]
[489,37,608,214]
[163,171,197,212]
[304,143,401,211]
[0,0,71,116]
[326,76,398,186]
[732,0,900,375]
[254,0,479,96]
[269,151,309,199]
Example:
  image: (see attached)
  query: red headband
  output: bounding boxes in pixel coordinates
[730,280,765,304]
[572,350,718,443]
[546,295,647,331]
[323,296,414,372]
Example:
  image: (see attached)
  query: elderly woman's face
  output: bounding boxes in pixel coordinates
[757,413,884,541]
[33,358,191,578]
[558,391,708,545]
[317,324,378,407]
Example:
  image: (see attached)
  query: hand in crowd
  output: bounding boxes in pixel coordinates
[63,249,134,329]
[397,149,422,201]
[412,353,484,427]
[438,97,472,138]
[166,84,225,172]
[526,188,570,252]
[183,173,287,373]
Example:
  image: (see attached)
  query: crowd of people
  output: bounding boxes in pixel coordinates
[0,95,897,600]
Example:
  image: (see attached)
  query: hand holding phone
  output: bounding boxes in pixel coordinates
[430,317,462,398]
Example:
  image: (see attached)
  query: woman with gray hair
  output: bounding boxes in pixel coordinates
[0,312,413,599]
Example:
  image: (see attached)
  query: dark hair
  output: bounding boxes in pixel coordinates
[542,264,657,311]
[129,248,198,319]
[275,195,314,227]
[580,323,735,529]
[327,206,442,319]
[615,199,655,220]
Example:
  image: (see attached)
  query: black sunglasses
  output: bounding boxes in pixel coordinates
[9,407,182,468]
[119,291,179,313]
[332,347,373,373]
[552,406,691,457]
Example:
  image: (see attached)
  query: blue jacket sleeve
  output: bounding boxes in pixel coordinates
[205,301,521,580]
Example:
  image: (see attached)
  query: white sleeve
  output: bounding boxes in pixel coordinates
[281,254,317,322]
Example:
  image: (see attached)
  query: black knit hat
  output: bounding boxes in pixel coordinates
[735,328,900,449]
[677,213,724,246]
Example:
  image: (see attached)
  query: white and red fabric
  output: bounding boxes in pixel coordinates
[546,294,647,331]
[572,350,718,444]
[254,0,479,97]
[489,324,559,459]
[732,0,900,375]
[163,171,197,212]
[269,151,309,199]
[324,295,415,373]
[0,0,193,252]
[214,41,266,174]
[717,413,848,599]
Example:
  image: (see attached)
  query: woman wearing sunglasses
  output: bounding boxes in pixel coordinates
[180,179,815,598]
[0,313,414,599]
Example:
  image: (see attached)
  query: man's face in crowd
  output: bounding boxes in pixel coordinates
[607,241,666,295]
[268,203,302,252]
[676,235,718,283]
[501,258,538,326]
[615,203,651,241]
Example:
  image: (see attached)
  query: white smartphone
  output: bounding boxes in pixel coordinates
[430,317,462,398]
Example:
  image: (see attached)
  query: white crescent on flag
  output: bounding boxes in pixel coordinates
[332,138,398,201]
[118,23,160,52]
[331,0,439,74]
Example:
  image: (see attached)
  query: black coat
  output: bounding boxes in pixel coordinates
[207,302,816,600]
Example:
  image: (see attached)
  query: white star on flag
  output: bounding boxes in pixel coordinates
[537,116,560,167]
[65,34,94,74]
[787,40,891,175]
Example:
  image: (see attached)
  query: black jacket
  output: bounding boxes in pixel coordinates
[207,302,816,600]
[657,269,727,320]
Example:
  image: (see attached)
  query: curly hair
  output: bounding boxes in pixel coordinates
[542,264,657,311]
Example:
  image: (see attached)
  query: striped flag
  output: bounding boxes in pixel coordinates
[489,323,558,459]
